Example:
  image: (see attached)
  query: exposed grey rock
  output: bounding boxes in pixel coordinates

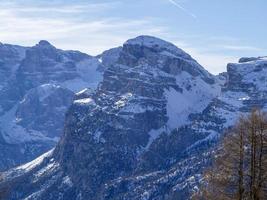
[15,84,74,138]
[238,56,267,63]
[0,36,218,199]
[1,36,267,200]
[0,41,103,170]
[98,47,122,68]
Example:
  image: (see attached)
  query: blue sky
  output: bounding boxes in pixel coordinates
[0,0,266,74]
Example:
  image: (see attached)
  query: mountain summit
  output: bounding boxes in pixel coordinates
[0,40,103,170]
[1,36,267,200]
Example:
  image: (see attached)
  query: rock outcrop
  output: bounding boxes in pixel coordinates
[0,41,102,170]
[1,36,267,200]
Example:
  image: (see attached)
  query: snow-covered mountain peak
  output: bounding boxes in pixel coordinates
[0,41,104,170]
[119,36,215,85]
[124,35,192,60]
[5,38,267,200]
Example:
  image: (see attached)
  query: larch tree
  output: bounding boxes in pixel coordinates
[193,109,267,200]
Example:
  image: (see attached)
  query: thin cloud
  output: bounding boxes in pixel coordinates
[167,0,197,19]
[2,0,258,75]
[0,1,118,15]
[0,2,168,55]
[221,45,263,52]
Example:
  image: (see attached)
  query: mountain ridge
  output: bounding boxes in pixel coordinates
[0,40,103,170]
[0,36,266,200]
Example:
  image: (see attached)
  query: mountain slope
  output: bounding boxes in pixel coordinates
[0,41,103,170]
[1,37,267,200]
[1,36,217,199]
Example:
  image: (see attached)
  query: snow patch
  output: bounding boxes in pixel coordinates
[114,93,133,108]
[60,58,102,92]
[125,35,191,59]
[33,161,58,181]
[63,176,73,187]
[61,78,94,93]
[186,131,219,152]
[76,88,90,95]
[74,98,95,105]
[145,127,166,149]
[37,84,61,101]
[16,149,54,173]
[0,105,58,144]
[166,72,220,129]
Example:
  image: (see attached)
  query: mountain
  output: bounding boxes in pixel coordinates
[0,41,103,170]
[1,36,267,200]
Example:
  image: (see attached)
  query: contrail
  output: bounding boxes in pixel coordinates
[167,0,197,19]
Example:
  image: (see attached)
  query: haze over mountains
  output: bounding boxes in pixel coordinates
[0,36,267,199]
[0,40,103,170]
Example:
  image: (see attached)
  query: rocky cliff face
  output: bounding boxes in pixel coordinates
[0,41,103,170]
[1,36,266,200]
[53,36,218,199]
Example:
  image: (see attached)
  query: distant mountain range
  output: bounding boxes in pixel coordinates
[0,40,102,170]
[0,36,267,200]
